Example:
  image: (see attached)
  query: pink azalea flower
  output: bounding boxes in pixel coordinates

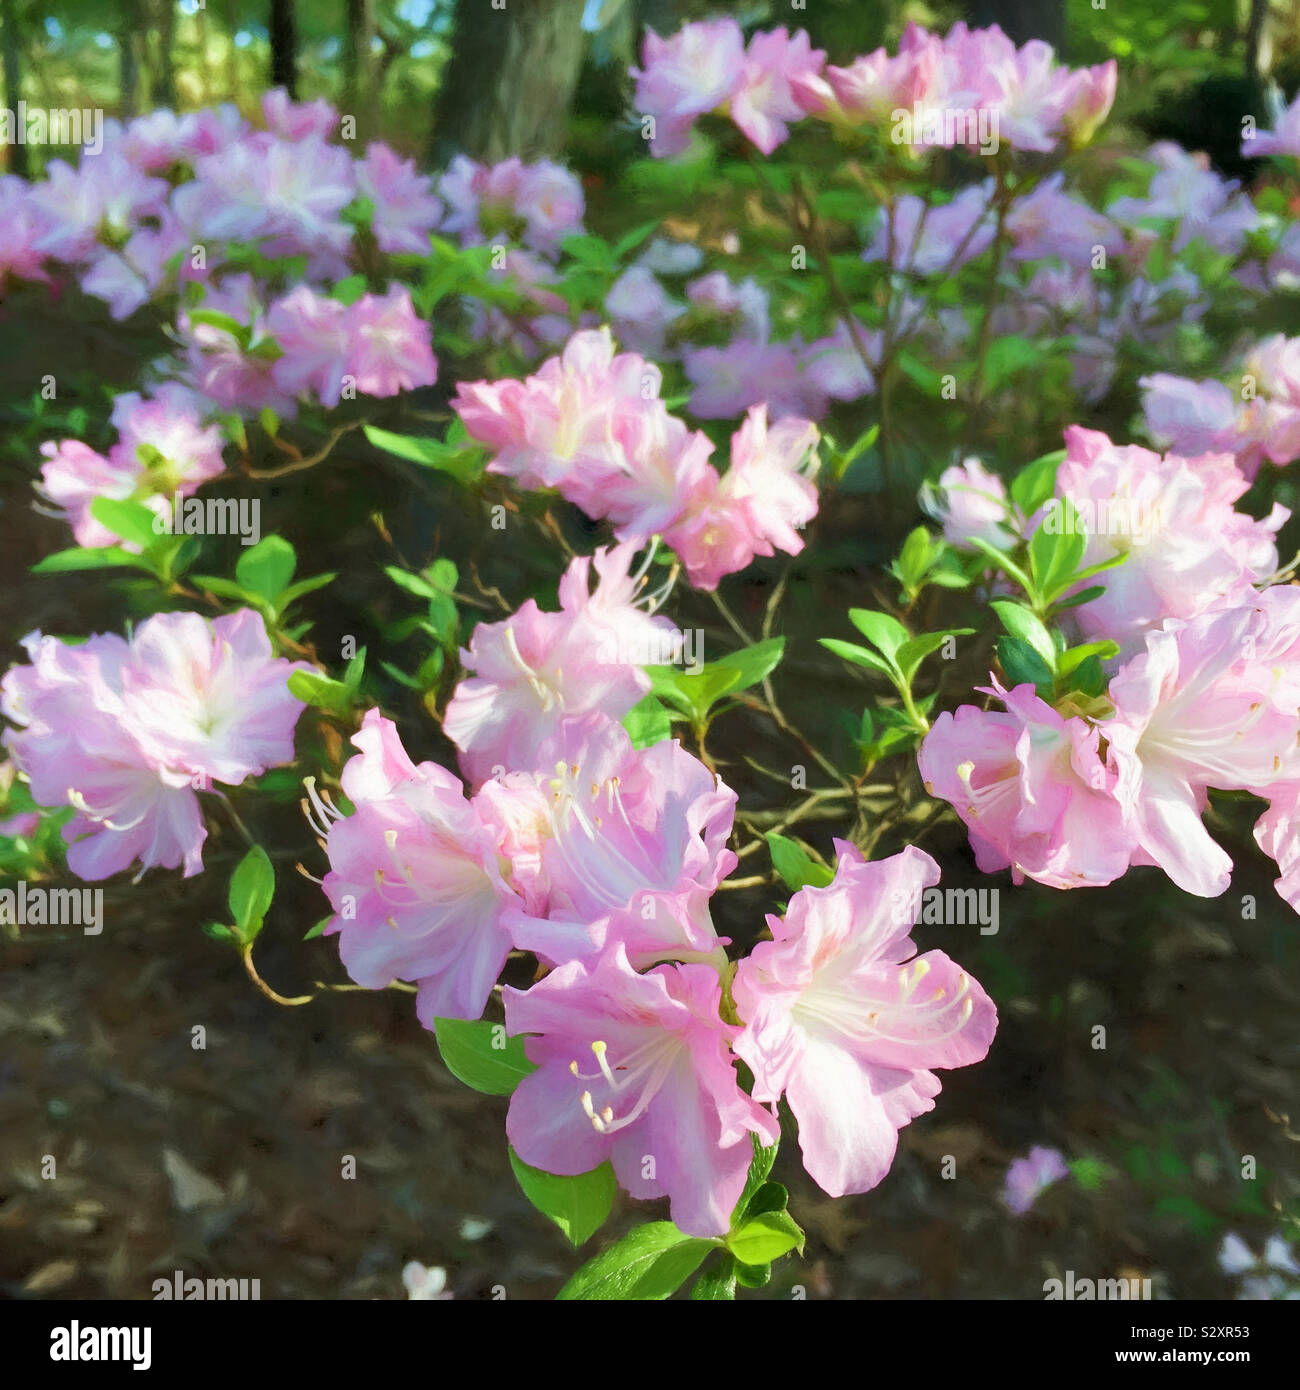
[116,610,310,788]
[0,177,53,285]
[505,945,778,1237]
[632,19,747,157]
[730,28,826,155]
[863,187,994,276]
[605,265,685,358]
[345,286,438,399]
[922,457,1016,551]
[180,274,298,418]
[1049,426,1287,653]
[682,339,809,420]
[1254,783,1300,914]
[576,406,716,542]
[919,681,1132,889]
[1006,173,1123,268]
[720,404,819,555]
[504,712,737,971]
[1002,1146,1070,1214]
[443,546,671,786]
[1106,597,1300,896]
[356,142,444,256]
[733,841,997,1198]
[110,383,226,489]
[320,712,519,1027]
[454,327,659,491]
[267,285,353,407]
[1,612,305,882]
[1244,91,1300,159]
[514,160,585,257]
[261,88,340,141]
[37,441,143,549]
[31,152,168,263]
[1061,61,1117,145]
[662,406,819,588]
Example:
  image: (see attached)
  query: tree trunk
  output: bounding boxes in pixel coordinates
[153,0,177,108]
[269,0,297,98]
[118,1,140,118]
[343,0,373,136]
[429,0,588,166]
[1246,0,1273,81]
[967,0,1063,50]
[0,0,27,176]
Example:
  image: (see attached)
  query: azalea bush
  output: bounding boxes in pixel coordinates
[3,14,1300,1300]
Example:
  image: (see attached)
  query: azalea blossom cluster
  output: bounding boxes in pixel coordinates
[921,426,1300,909]
[180,279,437,420]
[1,610,308,881]
[453,327,821,589]
[38,381,225,548]
[312,544,996,1234]
[633,19,1114,160]
[0,90,444,314]
[1142,333,1300,478]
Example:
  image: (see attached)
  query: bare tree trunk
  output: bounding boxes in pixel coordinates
[117,0,143,117]
[1246,0,1273,80]
[967,0,1063,49]
[0,0,27,176]
[430,0,588,165]
[269,0,297,98]
[153,0,177,107]
[343,0,373,136]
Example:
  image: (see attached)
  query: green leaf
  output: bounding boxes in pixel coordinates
[1056,640,1119,677]
[996,635,1054,695]
[1069,654,1107,698]
[894,628,974,684]
[644,638,785,724]
[743,1181,789,1218]
[734,1137,779,1223]
[33,545,140,574]
[726,1210,805,1265]
[202,922,237,945]
[556,1222,719,1301]
[623,694,675,748]
[734,1259,773,1288]
[612,221,660,259]
[819,638,895,678]
[363,425,485,482]
[433,1017,536,1096]
[990,600,1056,669]
[967,536,1034,596]
[192,574,262,605]
[508,1149,616,1247]
[1051,583,1106,612]
[287,670,352,718]
[90,497,165,550]
[1029,502,1087,604]
[847,609,909,663]
[277,571,335,613]
[228,845,274,944]
[1010,448,1065,516]
[710,637,785,694]
[303,916,331,941]
[236,535,297,602]
[331,273,368,306]
[767,832,834,892]
[690,1255,738,1300]
[893,526,937,590]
